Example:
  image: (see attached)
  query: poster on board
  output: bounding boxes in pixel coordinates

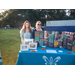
[34,30,75,51]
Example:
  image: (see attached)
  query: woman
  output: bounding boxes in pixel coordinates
[33,21,44,38]
[20,20,33,44]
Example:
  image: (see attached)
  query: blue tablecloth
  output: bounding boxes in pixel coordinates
[0,58,2,65]
[0,51,2,65]
[16,47,75,65]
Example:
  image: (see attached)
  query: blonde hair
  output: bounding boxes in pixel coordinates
[20,20,32,33]
[35,21,42,27]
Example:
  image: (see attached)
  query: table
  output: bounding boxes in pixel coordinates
[0,51,2,65]
[16,47,75,65]
[0,58,2,65]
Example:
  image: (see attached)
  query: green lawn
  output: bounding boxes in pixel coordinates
[0,29,75,65]
[0,29,21,65]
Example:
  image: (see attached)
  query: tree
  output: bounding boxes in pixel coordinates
[0,9,72,28]
[70,9,75,19]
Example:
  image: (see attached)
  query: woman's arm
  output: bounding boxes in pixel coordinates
[20,29,24,43]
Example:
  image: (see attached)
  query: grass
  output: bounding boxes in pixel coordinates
[0,29,75,65]
[0,29,21,65]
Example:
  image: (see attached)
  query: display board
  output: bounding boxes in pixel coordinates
[34,31,75,51]
[35,31,44,46]
[63,31,74,51]
[35,31,44,41]
[44,31,54,48]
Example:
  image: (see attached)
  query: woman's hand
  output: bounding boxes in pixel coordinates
[22,39,24,43]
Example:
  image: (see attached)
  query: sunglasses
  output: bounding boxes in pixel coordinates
[37,24,41,25]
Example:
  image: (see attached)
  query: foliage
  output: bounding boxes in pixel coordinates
[0,9,75,27]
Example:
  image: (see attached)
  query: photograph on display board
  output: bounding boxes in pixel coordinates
[35,37,40,41]
[35,31,40,41]
[34,31,44,46]
[44,31,55,47]
[63,31,74,51]
[35,31,44,41]
[39,39,44,46]
[54,31,63,48]
[44,31,50,46]
[39,31,44,39]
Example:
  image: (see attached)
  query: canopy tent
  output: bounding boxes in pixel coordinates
[43,26,75,32]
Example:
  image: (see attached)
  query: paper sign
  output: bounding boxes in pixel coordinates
[46,50,57,53]
[35,37,40,41]
[35,33,40,37]
[54,42,59,45]
[58,50,63,52]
